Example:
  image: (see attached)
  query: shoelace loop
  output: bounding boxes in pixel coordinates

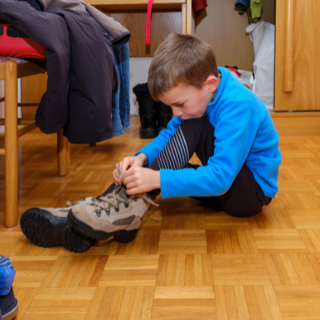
[93,186,159,218]
[65,196,97,208]
[93,187,127,217]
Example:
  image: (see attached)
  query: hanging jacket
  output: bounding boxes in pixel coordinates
[39,0,130,47]
[0,0,131,144]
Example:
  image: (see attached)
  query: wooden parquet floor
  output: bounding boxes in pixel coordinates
[1,116,320,319]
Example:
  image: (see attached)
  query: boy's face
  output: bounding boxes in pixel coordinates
[158,75,220,120]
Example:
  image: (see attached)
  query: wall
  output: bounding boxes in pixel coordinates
[0,80,22,134]
[195,0,275,70]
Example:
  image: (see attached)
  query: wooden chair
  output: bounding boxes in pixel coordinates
[0,58,71,228]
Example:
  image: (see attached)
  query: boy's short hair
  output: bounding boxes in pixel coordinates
[148,32,219,100]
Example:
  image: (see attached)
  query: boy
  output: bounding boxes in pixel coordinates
[112,32,281,217]
[22,33,281,247]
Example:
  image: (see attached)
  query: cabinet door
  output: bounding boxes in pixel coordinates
[275,0,320,111]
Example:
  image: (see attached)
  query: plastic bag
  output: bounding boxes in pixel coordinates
[246,20,275,109]
[227,67,254,91]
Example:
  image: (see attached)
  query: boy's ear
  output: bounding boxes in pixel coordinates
[206,75,219,93]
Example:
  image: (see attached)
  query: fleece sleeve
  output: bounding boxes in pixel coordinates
[160,98,255,198]
[134,116,183,165]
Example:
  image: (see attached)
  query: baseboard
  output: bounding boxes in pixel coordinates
[270,111,320,136]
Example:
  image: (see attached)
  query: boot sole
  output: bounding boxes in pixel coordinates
[20,208,68,248]
[62,225,94,253]
[68,210,138,243]
[20,209,94,253]
[3,299,18,320]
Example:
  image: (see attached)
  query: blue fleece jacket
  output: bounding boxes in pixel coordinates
[135,67,282,199]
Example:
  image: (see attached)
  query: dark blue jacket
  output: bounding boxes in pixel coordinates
[0,0,130,143]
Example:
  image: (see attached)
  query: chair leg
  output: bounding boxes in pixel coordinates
[5,61,18,227]
[57,130,70,176]
[66,136,71,173]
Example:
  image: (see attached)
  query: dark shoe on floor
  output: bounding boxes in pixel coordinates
[132,83,157,139]
[0,288,18,320]
[20,198,95,253]
[155,101,172,135]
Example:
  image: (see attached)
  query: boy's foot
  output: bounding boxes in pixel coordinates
[0,288,18,320]
[0,257,18,320]
[68,185,158,243]
[0,257,15,297]
[20,198,95,253]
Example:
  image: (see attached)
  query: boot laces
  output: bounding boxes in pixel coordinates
[92,186,129,217]
[65,195,97,208]
[93,186,159,217]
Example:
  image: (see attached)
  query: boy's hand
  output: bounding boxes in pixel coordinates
[121,153,147,171]
[112,154,147,185]
[122,167,160,195]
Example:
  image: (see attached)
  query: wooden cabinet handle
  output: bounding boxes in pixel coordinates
[284,0,294,92]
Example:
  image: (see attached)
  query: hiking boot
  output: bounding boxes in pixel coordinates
[132,82,157,139]
[68,165,158,243]
[20,197,95,253]
[155,101,172,135]
[0,256,18,320]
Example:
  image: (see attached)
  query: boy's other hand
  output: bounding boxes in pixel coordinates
[113,154,147,186]
[122,167,160,195]
[121,154,147,172]
[113,167,122,186]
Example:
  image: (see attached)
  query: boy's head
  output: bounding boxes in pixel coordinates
[148,32,220,120]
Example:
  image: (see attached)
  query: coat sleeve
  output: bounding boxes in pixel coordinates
[39,0,131,46]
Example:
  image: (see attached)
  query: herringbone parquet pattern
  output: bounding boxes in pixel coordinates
[1,116,320,319]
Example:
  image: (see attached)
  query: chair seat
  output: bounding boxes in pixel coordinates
[0,57,46,80]
[0,56,27,64]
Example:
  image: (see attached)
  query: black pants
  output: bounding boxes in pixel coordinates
[148,117,271,218]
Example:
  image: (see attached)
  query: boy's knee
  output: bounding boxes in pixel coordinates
[180,117,214,135]
[224,205,262,218]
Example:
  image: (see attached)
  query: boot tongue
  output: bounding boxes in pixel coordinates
[114,185,130,201]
